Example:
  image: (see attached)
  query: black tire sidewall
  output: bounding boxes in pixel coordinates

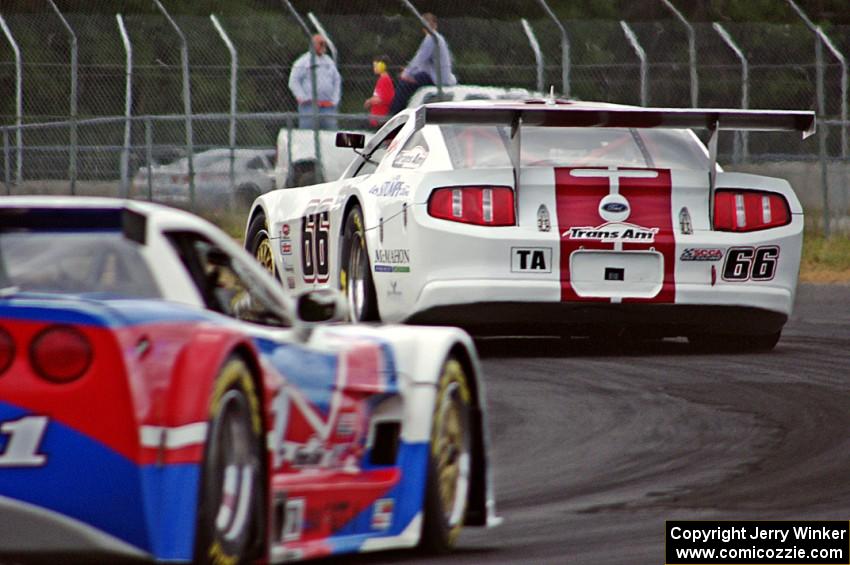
[340,205,379,321]
[194,357,264,565]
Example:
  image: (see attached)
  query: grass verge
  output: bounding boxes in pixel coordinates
[801,231,850,283]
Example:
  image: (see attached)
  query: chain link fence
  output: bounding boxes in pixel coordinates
[1,3,848,232]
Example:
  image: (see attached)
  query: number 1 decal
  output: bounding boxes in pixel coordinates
[0,416,49,467]
[301,199,333,284]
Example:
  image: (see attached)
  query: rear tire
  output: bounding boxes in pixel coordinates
[339,205,379,321]
[420,357,472,554]
[247,213,277,280]
[194,356,264,565]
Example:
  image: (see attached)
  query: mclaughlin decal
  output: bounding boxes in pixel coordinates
[563,222,659,243]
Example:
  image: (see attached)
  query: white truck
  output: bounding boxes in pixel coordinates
[273,85,534,188]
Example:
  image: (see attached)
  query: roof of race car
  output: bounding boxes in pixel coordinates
[417,98,816,137]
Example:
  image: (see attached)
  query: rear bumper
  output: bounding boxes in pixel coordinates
[407,301,787,337]
[406,279,791,337]
[0,494,150,564]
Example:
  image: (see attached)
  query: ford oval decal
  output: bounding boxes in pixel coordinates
[602,202,628,213]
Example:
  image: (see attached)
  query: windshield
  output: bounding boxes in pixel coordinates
[0,230,161,298]
[440,125,710,171]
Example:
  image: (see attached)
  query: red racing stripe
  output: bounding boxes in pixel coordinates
[554,167,675,303]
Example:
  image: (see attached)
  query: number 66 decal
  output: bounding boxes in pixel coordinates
[722,246,780,282]
[301,199,333,284]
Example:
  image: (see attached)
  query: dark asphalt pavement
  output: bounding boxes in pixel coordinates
[345,283,850,564]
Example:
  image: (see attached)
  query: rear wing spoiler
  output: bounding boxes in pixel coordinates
[419,104,816,138]
[418,103,816,223]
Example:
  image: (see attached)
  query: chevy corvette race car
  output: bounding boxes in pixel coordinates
[0,197,496,563]
[245,100,815,350]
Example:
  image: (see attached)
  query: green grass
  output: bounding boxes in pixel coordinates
[801,231,850,283]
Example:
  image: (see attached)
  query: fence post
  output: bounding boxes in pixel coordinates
[210,15,238,200]
[153,0,195,209]
[660,0,697,107]
[787,0,847,160]
[307,13,338,63]
[536,0,570,98]
[117,14,133,199]
[145,117,153,201]
[713,23,749,163]
[398,0,443,98]
[0,16,23,184]
[620,21,648,106]
[48,0,78,195]
[282,0,322,180]
[3,129,10,195]
[521,19,544,93]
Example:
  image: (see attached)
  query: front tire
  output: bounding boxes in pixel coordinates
[247,213,277,280]
[339,205,379,321]
[194,356,265,565]
[420,357,472,553]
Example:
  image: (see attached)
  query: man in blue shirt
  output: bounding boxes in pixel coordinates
[288,34,342,130]
[389,13,457,115]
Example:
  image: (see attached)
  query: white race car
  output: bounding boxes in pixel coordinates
[245,100,815,350]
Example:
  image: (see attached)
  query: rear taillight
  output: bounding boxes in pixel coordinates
[714,190,790,232]
[428,186,515,226]
[29,326,92,384]
[0,328,13,375]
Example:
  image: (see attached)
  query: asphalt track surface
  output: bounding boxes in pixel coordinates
[335,283,850,565]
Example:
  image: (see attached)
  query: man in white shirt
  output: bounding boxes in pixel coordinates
[288,34,342,130]
[390,13,457,115]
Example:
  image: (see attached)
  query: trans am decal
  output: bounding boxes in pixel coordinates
[555,167,675,303]
[564,222,658,243]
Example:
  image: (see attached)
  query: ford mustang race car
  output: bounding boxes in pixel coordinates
[0,197,496,563]
[245,100,814,350]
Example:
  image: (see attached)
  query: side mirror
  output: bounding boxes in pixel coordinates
[335,132,365,149]
[295,288,348,324]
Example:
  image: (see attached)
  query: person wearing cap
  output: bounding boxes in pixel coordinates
[364,54,395,129]
[288,34,342,130]
[389,12,457,115]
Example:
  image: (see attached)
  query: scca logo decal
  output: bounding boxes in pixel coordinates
[511,247,552,273]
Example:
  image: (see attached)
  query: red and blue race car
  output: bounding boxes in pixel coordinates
[0,197,497,563]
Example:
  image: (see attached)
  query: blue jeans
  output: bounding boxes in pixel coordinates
[298,103,338,130]
[390,72,434,115]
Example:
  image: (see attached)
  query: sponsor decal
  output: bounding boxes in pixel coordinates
[511,247,552,273]
[598,193,630,222]
[287,276,296,289]
[281,223,291,238]
[393,145,428,169]
[281,241,292,255]
[336,413,357,438]
[679,207,693,235]
[563,222,659,243]
[282,498,305,542]
[537,204,551,232]
[387,281,402,297]
[284,260,295,273]
[369,176,410,198]
[374,248,410,273]
[372,499,394,531]
[680,248,723,262]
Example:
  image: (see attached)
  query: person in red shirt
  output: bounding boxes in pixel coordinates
[364,55,394,128]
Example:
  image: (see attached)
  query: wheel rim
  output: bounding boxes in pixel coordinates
[346,233,367,321]
[434,381,470,529]
[212,390,257,545]
[255,232,275,277]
